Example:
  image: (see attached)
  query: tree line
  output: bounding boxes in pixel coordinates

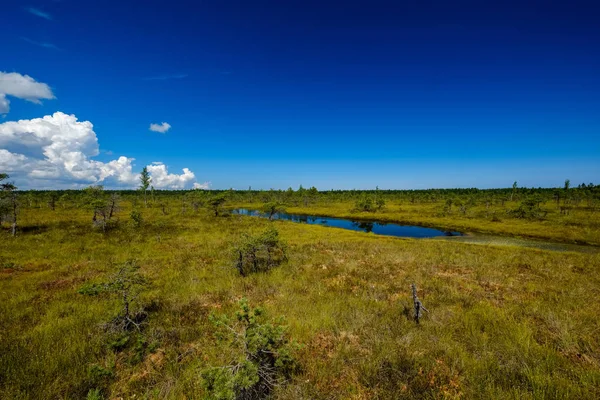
[2,168,600,237]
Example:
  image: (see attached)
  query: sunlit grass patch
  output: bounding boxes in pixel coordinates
[1,199,599,398]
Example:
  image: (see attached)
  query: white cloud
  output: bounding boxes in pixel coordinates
[21,37,61,51]
[0,112,203,189]
[149,122,171,133]
[193,181,211,189]
[147,162,196,189]
[0,149,28,169]
[0,72,55,115]
[25,7,52,20]
[0,94,9,114]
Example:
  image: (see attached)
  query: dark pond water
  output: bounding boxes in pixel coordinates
[232,209,463,238]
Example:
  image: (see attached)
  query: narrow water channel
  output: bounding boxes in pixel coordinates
[233,208,600,253]
[232,208,463,238]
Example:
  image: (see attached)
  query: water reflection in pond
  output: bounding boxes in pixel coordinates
[232,209,463,238]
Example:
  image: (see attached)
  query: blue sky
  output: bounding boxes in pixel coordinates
[1,0,599,189]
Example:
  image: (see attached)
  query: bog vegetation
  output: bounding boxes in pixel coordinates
[1,174,600,399]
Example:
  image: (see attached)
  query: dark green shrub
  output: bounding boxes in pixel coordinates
[234,227,287,276]
[129,209,143,228]
[77,283,105,296]
[355,195,374,211]
[88,364,114,383]
[107,332,130,352]
[78,260,149,332]
[354,194,385,212]
[86,388,103,400]
[444,197,454,214]
[201,299,300,399]
[208,195,227,216]
[509,196,546,220]
[261,202,286,220]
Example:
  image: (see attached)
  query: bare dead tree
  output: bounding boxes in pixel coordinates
[411,284,428,324]
[84,186,119,233]
[10,192,17,237]
[108,193,120,219]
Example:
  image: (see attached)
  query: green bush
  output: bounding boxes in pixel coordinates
[509,196,546,220]
[78,260,149,332]
[201,299,300,399]
[129,209,143,228]
[354,195,385,212]
[261,202,286,220]
[86,388,104,400]
[77,283,105,296]
[208,195,227,216]
[234,227,287,276]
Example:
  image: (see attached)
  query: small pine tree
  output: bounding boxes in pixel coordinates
[208,195,226,216]
[511,181,518,201]
[0,173,18,236]
[130,209,143,228]
[261,202,286,220]
[78,260,149,332]
[234,227,287,276]
[140,167,151,206]
[201,299,300,399]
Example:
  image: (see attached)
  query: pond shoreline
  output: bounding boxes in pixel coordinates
[232,205,600,247]
[232,208,463,238]
[230,207,600,254]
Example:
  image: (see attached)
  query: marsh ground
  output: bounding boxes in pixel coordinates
[272,200,600,246]
[1,199,599,399]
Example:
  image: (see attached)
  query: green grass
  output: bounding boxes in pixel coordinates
[1,201,600,399]
[234,199,600,246]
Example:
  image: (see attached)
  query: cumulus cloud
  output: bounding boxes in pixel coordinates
[147,163,196,189]
[0,94,9,115]
[0,149,28,169]
[0,112,203,189]
[149,122,171,133]
[0,72,55,115]
[193,181,211,189]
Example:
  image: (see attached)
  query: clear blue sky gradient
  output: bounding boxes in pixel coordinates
[3,0,599,189]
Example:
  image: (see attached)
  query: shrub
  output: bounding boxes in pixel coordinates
[86,388,103,400]
[208,195,227,216]
[261,202,286,220]
[354,195,385,212]
[78,260,149,332]
[509,196,546,220]
[129,209,143,228]
[88,364,114,384]
[490,211,502,222]
[375,196,386,210]
[201,299,300,399]
[83,186,120,232]
[234,227,287,276]
[444,198,454,214]
[355,195,374,212]
[77,283,105,296]
[0,173,18,236]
